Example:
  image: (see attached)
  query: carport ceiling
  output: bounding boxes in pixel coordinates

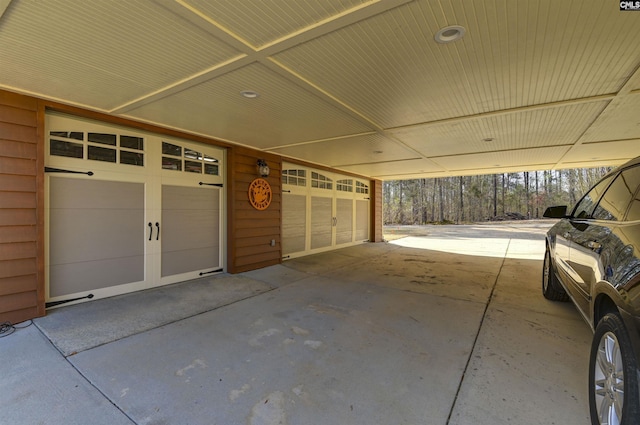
[2,0,640,180]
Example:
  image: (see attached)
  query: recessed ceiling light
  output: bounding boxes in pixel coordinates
[240,90,259,99]
[434,25,466,44]
[482,137,495,142]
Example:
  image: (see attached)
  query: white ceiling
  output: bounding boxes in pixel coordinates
[2,0,640,180]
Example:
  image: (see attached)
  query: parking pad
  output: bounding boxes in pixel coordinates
[0,325,133,425]
[3,222,592,425]
[68,276,485,425]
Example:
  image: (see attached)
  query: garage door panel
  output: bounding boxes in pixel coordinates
[49,177,145,297]
[311,196,332,250]
[49,255,144,298]
[356,199,369,240]
[161,185,221,277]
[283,194,306,255]
[336,198,353,245]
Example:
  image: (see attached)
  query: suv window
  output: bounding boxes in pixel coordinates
[572,174,615,219]
[593,165,640,221]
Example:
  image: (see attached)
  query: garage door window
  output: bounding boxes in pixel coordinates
[337,179,353,192]
[312,172,332,189]
[283,169,306,186]
[49,131,145,166]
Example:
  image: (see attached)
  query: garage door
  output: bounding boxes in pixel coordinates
[45,113,225,307]
[282,163,370,259]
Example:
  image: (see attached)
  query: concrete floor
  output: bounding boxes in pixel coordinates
[1,222,592,425]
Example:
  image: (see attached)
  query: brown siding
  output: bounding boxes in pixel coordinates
[371,179,384,242]
[0,90,43,324]
[227,147,282,273]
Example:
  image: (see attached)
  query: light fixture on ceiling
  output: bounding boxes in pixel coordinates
[482,137,495,142]
[240,90,260,99]
[257,159,270,177]
[434,25,466,44]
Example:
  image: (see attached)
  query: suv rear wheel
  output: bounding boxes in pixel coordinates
[589,313,640,425]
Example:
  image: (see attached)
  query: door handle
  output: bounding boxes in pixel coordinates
[148,222,153,241]
[156,222,160,240]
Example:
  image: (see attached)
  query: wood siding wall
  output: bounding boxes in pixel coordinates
[0,91,44,324]
[227,147,282,273]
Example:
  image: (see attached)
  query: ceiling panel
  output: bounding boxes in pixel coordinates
[270,133,419,167]
[560,140,640,165]
[184,0,368,48]
[389,100,609,157]
[126,63,373,148]
[273,0,640,129]
[579,93,640,143]
[0,0,241,110]
[340,158,445,178]
[433,146,570,173]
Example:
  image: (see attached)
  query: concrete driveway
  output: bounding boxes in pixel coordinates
[1,222,592,424]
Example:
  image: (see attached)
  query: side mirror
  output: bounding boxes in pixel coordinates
[543,205,568,218]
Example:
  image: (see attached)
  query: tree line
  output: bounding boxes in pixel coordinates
[383,167,613,225]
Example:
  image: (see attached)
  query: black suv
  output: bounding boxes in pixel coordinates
[543,157,640,425]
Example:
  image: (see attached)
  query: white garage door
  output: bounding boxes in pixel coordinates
[282,163,370,259]
[45,113,225,307]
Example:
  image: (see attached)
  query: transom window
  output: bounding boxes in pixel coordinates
[49,131,144,166]
[311,172,333,190]
[283,169,307,186]
[161,141,219,175]
[337,179,353,192]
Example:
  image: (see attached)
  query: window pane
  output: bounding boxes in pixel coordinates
[88,133,117,146]
[50,131,83,140]
[162,142,182,156]
[50,139,83,158]
[204,163,218,175]
[572,175,615,219]
[185,160,202,173]
[69,132,83,141]
[88,146,116,163]
[184,149,202,160]
[120,151,144,167]
[120,135,144,150]
[162,157,182,171]
[204,155,218,163]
